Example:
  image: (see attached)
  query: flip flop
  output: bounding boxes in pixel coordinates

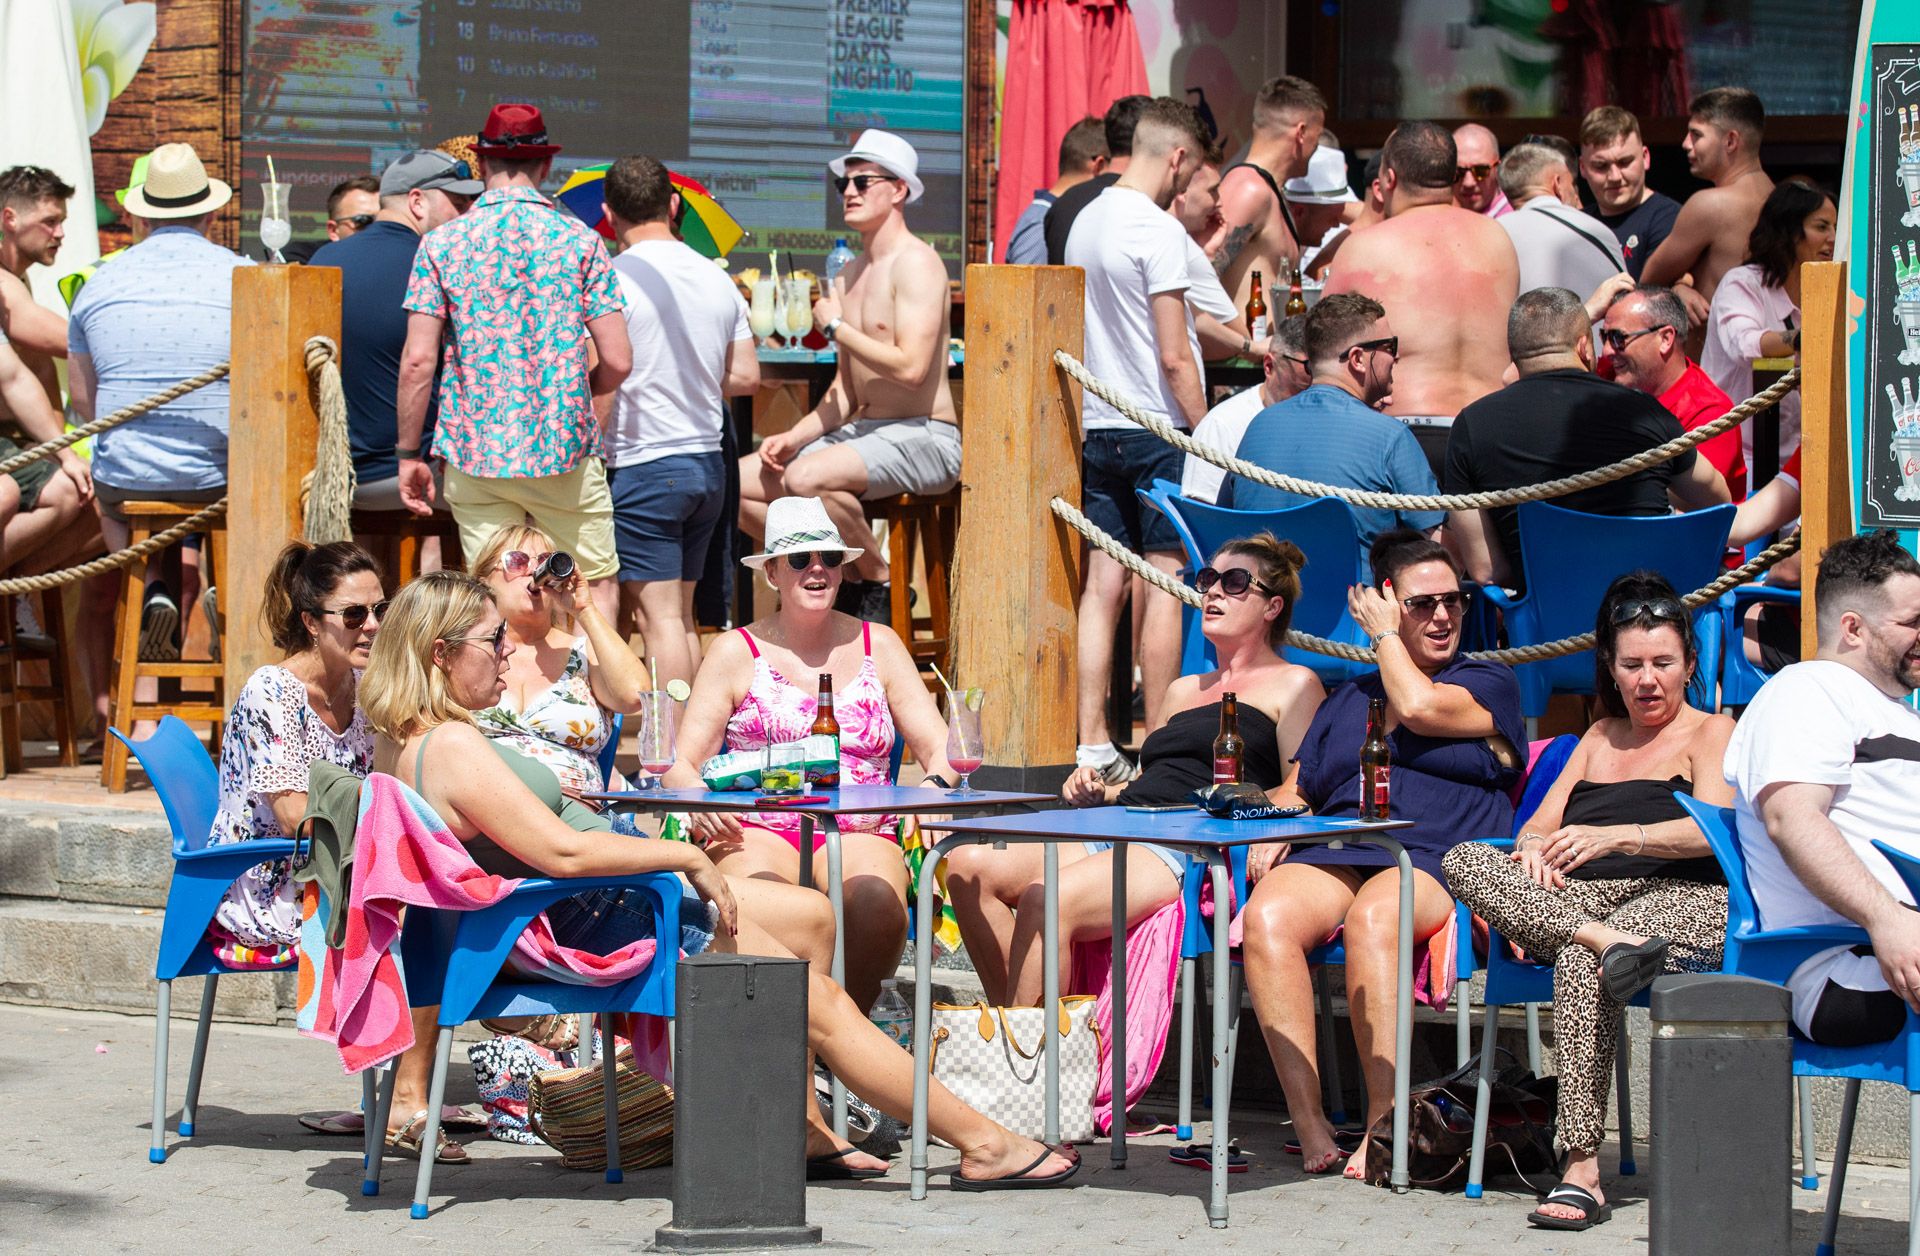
[1283,1129,1364,1156]
[1600,936,1670,1002]
[301,1105,486,1136]
[806,1147,889,1181]
[1168,1142,1249,1173]
[951,1144,1082,1192]
[1528,1181,1612,1231]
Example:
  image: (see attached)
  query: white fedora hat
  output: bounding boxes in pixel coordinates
[742,496,865,569]
[122,143,233,219]
[1284,145,1358,206]
[829,129,924,204]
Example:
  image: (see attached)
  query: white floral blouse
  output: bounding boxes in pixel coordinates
[476,636,620,797]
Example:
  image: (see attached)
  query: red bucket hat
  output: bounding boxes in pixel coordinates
[474,103,561,159]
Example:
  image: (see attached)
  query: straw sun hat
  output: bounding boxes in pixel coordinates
[120,143,232,220]
[742,497,865,569]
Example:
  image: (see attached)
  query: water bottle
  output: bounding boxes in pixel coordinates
[824,237,856,285]
[870,978,912,1050]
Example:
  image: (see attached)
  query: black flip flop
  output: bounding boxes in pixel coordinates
[1168,1142,1249,1172]
[1282,1129,1364,1156]
[1600,936,1670,1002]
[1528,1182,1613,1231]
[951,1144,1082,1192]
[807,1147,889,1181]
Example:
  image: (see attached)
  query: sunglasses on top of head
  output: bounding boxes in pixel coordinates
[834,174,899,194]
[310,600,389,630]
[784,550,847,571]
[1194,566,1276,596]
[1610,597,1686,626]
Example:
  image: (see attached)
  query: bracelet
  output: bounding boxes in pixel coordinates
[1372,628,1398,646]
[1517,831,1545,849]
[1240,337,1252,357]
[1634,823,1648,856]
[923,774,952,789]
[395,446,422,460]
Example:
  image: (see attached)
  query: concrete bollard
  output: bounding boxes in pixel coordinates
[655,954,821,1251]
[1649,973,1793,1256]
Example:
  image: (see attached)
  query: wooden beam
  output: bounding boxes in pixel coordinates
[952,264,1084,791]
[1797,259,1853,659]
[225,265,340,695]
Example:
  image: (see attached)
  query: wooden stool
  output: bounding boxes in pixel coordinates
[0,585,83,771]
[868,489,959,676]
[103,503,228,792]
[353,508,463,587]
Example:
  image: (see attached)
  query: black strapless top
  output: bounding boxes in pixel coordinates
[1560,775,1724,884]
[1115,702,1285,808]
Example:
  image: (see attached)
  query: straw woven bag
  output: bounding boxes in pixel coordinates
[927,998,1100,1143]
[529,1044,673,1171]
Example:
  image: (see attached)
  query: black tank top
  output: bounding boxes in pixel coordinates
[1561,775,1724,884]
[1115,701,1285,807]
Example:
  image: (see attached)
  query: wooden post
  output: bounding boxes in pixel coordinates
[225,265,339,697]
[1796,260,1853,661]
[952,264,1084,792]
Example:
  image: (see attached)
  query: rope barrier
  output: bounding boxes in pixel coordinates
[0,361,231,481]
[1053,349,1800,514]
[1050,495,1800,666]
[301,335,356,544]
[0,500,228,595]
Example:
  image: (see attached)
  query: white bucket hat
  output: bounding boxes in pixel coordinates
[121,143,233,219]
[1284,145,1358,206]
[829,129,924,204]
[742,496,865,569]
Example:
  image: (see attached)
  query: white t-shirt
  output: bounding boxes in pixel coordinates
[1065,185,1193,433]
[1725,659,1920,1034]
[1180,385,1269,503]
[606,239,752,467]
[1182,236,1236,378]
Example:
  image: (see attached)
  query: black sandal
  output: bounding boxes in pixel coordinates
[1600,937,1670,1002]
[951,1144,1081,1192]
[1528,1182,1612,1231]
[806,1147,889,1181]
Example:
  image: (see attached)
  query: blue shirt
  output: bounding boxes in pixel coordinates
[311,221,435,485]
[68,226,253,492]
[1003,191,1055,265]
[1220,384,1445,546]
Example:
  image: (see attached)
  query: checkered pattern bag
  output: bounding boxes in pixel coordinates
[927,999,1100,1143]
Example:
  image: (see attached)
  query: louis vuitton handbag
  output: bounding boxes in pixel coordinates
[927,998,1101,1143]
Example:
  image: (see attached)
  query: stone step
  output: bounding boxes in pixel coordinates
[0,799,176,908]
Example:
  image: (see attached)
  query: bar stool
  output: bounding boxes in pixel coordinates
[0,585,83,771]
[103,503,228,792]
[353,509,463,586]
[867,489,958,676]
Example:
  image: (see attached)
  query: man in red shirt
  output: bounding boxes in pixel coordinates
[1601,283,1747,500]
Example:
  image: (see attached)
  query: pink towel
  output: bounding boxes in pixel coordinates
[1070,897,1183,1136]
[302,774,666,1074]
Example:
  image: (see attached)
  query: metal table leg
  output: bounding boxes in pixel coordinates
[1043,840,1060,1145]
[825,823,847,1139]
[1207,856,1232,1228]
[911,834,968,1199]
[1387,839,1414,1193]
[1110,845,1128,1168]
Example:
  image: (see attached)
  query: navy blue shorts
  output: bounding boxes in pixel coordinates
[609,452,727,583]
[1082,430,1185,555]
[547,883,716,958]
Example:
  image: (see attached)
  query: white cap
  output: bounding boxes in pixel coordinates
[1284,146,1358,206]
[742,496,866,569]
[829,129,924,204]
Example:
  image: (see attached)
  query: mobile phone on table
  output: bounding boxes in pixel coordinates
[764,795,829,806]
[1124,803,1197,814]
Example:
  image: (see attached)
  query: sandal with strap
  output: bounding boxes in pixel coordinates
[385,1111,471,1165]
[1529,1181,1612,1231]
[950,1144,1081,1192]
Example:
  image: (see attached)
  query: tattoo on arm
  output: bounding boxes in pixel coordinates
[1213,223,1255,274]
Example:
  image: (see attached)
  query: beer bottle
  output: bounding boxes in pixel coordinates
[1360,697,1391,819]
[810,673,841,788]
[1284,268,1308,318]
[1212,692,1244,785]
[1245,270,1268,346]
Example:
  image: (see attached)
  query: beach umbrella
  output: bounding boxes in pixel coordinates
[555,163,746,258]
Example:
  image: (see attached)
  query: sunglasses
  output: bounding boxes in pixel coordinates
[1346,335,1399,360]
[833,174,899,194]
[1455,162,1496,182]
[446,624,510,656]
[1600,327,1662,353]
[784,550,847,571]
[311,600,389,630]
[1401,591,1470,617]
[498,550,576,587]
[1281,353,1309,367]
[329,213,375,231]
[1610,598,1686,626]
[1194,566,1276,596]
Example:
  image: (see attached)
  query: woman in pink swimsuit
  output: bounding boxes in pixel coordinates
[667,497,964,1010]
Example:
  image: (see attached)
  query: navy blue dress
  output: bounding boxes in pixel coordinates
[1286,657,1525,880]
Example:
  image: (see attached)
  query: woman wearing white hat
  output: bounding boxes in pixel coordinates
[665,496,965,1011]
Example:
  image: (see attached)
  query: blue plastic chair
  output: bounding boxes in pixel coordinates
[598,711,624,787]
[1481,501,1735,719]
[1675,794,1918,1255]
[114,717,387,1169]
[1136,479,1371,687]
[1715,584,1800,709]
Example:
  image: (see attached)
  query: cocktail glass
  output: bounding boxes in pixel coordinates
[635,691,680,786]
[749,278,779,346]
[784,277,813,346]
[944,692,985,795]
[260,181,291,263]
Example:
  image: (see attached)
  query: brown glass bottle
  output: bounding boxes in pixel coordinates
[810,673,841,788]
[1212,691,1244,785]
[1284,268,1307,318]
[1245,269,1268,345]
[1360,697,1391,819]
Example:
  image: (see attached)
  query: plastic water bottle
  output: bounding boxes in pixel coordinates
[870,978,912,1050]
[824,237,856,285]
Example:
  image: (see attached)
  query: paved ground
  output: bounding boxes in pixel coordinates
[4,1003,1912,1255]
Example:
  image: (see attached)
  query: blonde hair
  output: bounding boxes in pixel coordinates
[469,521,570,632]
[358,571,495,738]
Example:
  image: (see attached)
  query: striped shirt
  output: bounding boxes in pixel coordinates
[68,226,252,492]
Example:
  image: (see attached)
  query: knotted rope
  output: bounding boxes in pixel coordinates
[301,335,357,544]
[0,501,228,595]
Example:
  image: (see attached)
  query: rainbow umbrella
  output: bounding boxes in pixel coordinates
[555,163,746,259]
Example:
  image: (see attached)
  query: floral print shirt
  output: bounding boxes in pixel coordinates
[209,665,374,947]
[402,186,625,478]
[476,636,620,797]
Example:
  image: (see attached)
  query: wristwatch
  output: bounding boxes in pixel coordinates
[824,317,843,340]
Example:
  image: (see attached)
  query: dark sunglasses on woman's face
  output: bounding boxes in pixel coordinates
[1400,591,1470,616]
[311,600,389,630]
[784,550,847,571]
[1194,566,1274,596]
[1610,598,1686,626]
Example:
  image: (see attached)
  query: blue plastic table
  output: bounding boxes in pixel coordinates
[911,807,1415,1226]
[587,785,1049,1133]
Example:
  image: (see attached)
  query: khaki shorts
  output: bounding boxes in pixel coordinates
[443,459,619,580]
[798,417,961,500]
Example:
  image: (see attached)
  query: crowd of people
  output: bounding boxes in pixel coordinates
[0,72,1913,1230]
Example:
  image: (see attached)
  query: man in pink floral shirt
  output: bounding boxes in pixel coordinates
[397,104,631,617]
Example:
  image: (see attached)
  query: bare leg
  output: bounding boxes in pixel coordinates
[630,577,696,688]
[1076,551,1129,748]
[386,1005,447,1130]
[1138,549,1184,732]
[678,582,701,681]
[1005,846,1178,1006]
[945,843,1049,1005]
[736,452,787,540]
[781,446,884,584]
[0,474,80,568]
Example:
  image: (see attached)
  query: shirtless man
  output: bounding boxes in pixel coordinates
[741,130,958,622]
[1212,75,1325,312]
[1323,122,1519,473]
[1640,87,1773,332]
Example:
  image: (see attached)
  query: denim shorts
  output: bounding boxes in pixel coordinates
[1081,429,1185,554]
[608,451,727,582]
[546,882,716,957]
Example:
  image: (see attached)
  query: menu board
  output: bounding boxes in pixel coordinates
[238,0,965,274]
[1863,44,1920,526]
